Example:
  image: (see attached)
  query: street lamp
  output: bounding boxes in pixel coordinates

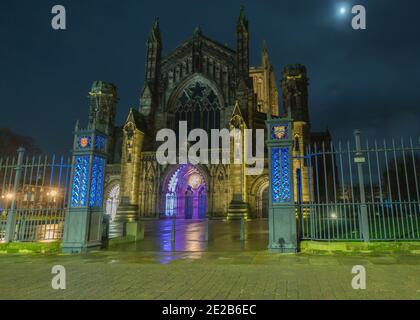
[1,193,14,215]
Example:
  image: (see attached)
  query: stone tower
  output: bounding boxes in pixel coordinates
[281,65,311,203]
[250,42,280,117]
[281,64,310,123]
[88,81,118,134]
[88,81,118,159]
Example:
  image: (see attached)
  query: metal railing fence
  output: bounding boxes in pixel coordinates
[0,149,71,242]
[298,133,420,241]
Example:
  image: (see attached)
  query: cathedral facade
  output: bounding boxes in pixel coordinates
[84,8,330,222]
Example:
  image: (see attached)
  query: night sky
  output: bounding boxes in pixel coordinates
[0,0,419,155]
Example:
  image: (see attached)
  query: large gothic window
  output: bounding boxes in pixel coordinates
[174,81,222,134]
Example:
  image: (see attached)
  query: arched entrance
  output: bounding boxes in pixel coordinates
[164,165,207,220]
[256,184,269,219]
[253,175,269,219]
[261,186,269,219]
[105,184,120,221]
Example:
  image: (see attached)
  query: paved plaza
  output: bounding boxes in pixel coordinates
[1,220,420,300]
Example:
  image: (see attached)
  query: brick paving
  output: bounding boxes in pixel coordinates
[1,220,420,300]
[1,250,420,300]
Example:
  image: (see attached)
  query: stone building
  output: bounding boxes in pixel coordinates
[82,8,330,222]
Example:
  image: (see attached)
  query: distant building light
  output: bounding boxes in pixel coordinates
[49,190,58,197]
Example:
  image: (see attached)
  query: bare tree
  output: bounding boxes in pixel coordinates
[384,153,420,201]
[0,128,41,157]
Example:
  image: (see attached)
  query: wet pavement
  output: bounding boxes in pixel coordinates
[1,220,420,300]
[106,219,270,265]
[115,219,269,253]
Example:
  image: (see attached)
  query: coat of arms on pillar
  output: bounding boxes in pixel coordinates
[272,124,288,140]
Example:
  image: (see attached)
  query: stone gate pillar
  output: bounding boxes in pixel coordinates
[266,117,297,253]
[62,125,108,253]
[114,109,144,222]
[227,105,249,220]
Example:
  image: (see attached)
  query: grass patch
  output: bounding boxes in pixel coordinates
[300,240,420,254]
[0,241,61,254]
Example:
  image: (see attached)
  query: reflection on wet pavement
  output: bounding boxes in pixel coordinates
[105,219,269,264]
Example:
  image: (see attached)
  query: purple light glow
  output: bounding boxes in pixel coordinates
[164,165,207,219]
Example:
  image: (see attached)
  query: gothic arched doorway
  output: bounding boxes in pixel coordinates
[253,176,269,219]
[261,187,269,219]
[105,183,120,221]
[164,165,207,220]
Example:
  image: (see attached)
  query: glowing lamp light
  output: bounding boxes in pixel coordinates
[5,193,14,200]
[340,7,346,14]
[49,190,58,197]
[331,213,338,219]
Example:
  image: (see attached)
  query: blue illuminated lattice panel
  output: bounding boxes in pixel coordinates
[90,156,105,207]
[94,135,107,152]
[71,156,90,207]
[271,147,291,203]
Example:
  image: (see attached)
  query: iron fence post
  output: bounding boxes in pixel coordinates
[205,216,209,242]
[354,130,370,242]
[5,147,25,243]
[240,217,245,241]
[171,217,176,243]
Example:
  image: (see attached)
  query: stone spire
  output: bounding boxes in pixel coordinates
[142,17,162,117]
[193,26,203,37]
[236,6,249,77]
[237,5,248,28]
[145,17,162,84]
[262,40,269,69]
[148,17,161,42]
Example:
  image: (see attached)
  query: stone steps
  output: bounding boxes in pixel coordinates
[108,221,124,239]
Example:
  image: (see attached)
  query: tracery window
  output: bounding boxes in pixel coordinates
[174,81,222,133]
